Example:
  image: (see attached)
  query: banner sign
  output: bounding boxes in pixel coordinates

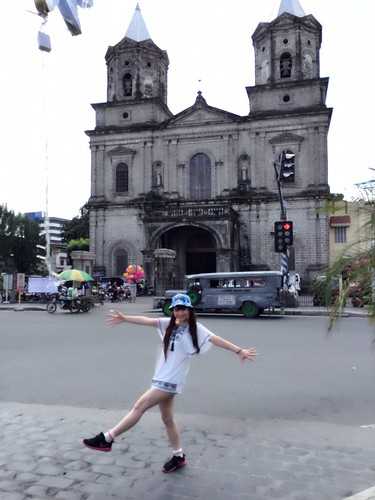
[3,274,13,290]
[27,277,58,294]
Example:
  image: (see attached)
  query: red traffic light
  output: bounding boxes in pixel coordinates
[282,223,291,231]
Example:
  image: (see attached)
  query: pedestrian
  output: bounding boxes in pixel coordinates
[82,293,257,473]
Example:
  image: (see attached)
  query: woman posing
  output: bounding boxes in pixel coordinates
[83,293,257,473]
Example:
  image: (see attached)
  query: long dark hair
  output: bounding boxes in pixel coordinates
[163,309,200,359]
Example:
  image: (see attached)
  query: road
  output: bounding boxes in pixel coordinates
[1,300,375,500]
[0,300,374,426]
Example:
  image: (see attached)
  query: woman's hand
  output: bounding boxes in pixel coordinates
[237,347,257,362]
[107,310,126,327]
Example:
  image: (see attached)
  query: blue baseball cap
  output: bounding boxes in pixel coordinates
[169,293,193,309]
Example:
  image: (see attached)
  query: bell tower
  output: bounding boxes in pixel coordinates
[104,3,170,119]
[247,0,328,114]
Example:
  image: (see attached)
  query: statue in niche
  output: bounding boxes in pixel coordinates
[238,155,250,183]
[144,78,153,98]
[152,163,163,188]
[303,53,313,79]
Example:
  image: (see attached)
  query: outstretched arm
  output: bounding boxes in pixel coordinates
[107,310,158,328]
[209,335,257,362]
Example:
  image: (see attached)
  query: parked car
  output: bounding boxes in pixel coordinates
[161,271,283,318]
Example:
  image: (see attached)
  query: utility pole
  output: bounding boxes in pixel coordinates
[30,0,95,274]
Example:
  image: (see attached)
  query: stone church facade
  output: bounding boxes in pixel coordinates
[87,1,332,287]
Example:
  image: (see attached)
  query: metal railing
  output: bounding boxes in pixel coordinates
[297,294,314,306]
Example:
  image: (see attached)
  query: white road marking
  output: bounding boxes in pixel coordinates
[360,424,375,429]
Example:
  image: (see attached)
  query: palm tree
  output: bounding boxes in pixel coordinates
[325,184,375,329]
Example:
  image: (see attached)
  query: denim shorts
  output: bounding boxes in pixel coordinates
[151,379,178,394]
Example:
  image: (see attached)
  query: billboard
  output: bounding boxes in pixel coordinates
[25,212,44,222]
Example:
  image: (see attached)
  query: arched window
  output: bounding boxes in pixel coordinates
[280,53,292,79]
[114,249,128,276]
[123,73,133,96]
[115,163,129,193]
[190,153,211,200]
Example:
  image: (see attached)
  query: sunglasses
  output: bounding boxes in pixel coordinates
[174,305,188,311]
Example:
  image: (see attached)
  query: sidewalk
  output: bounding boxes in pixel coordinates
[0,401,374,500]
[0,299,368,318]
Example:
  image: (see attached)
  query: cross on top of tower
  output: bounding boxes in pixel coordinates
[278,0,305,17]
[125,3,151,42]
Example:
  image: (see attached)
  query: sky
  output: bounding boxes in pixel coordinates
[1,0,374,219]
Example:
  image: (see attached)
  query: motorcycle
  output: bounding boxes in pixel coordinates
[46,294,92,313]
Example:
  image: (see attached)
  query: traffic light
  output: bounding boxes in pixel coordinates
[274,221,294,253]
[280,150,295,183]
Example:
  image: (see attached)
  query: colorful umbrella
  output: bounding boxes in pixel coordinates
[57,269,94,282]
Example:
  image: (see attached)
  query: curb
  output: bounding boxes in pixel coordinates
[0,306,368,318]
[273,310,368,318]
[0,306,46,312]
[343,486,375,500]
[149,308,367,319]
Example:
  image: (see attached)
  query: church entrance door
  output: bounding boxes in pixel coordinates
[186,252,216,275]
[157,226,217,287]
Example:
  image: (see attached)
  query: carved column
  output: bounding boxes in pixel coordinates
[142,249,155,292]
[216,249,232,272]
[215,161,224,196]
[226,135,236,191]
[163,139,170,194]
[154,249,177,296]
[320,127,328,186]
[141,141,146,194]
[219,135,227,194]
[90,146,97,197]
[170,139,179,196]
[144,141,153,193]
[212,160,217,198]
[89,210,96,255]
[177,162,185,198]
[96,145,106,198]
[95,209,106,272]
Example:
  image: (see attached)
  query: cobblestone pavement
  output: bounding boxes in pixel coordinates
[0,402,374,500]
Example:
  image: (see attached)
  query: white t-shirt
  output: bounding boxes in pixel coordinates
[151,318,214,394]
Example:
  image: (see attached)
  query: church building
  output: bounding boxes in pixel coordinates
[87,0,333,287]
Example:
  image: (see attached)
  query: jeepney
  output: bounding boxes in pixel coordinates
[162,271,283,318]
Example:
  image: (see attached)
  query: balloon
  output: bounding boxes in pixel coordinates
[123,264,144,283]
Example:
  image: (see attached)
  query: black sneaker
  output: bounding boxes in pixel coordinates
[82,432,112,452]
[162,454,187,473]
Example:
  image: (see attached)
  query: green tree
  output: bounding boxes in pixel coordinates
[67,238,90,252]
[62,205,89,243]
[0,205,42,274]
